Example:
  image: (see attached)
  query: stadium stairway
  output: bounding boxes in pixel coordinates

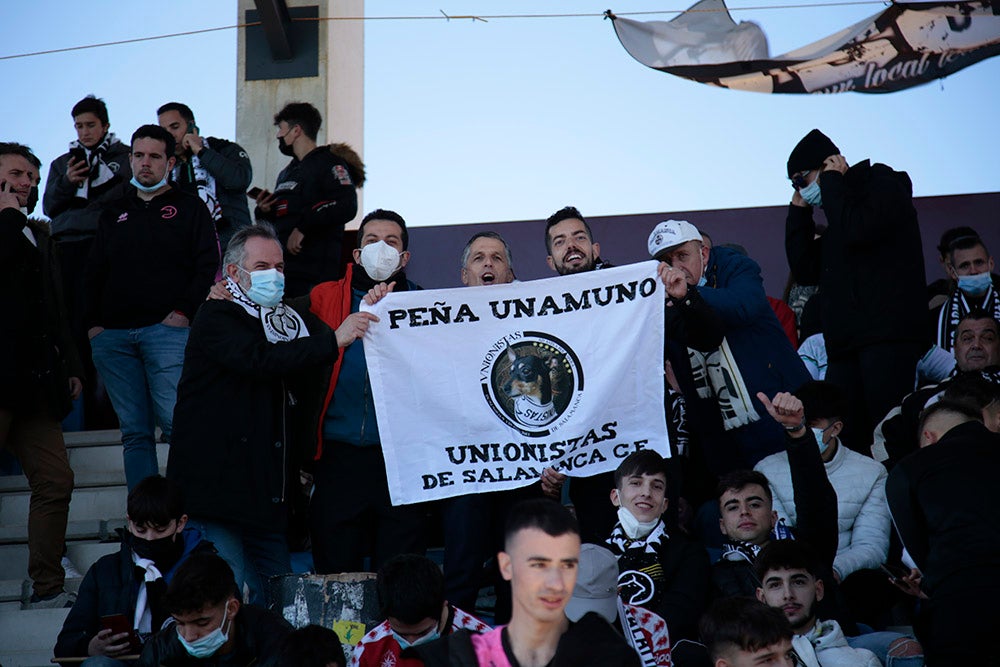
[0,430,167,666]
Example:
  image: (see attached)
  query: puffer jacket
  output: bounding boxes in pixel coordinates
[756,441,890,579]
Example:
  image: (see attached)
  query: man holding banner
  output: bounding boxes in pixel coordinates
[305,209,429,574]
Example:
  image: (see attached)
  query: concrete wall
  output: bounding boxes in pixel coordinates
[235,0,364,225]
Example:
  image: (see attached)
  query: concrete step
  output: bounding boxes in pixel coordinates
[67,442,169,475]
[0,518,125,546]
[0,541,121,581]
[0,607,70,667]
[63,429,123,447]
[0,577,83,605]
[1,484,128,527]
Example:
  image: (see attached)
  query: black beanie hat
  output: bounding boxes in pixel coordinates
[787,129,839,178]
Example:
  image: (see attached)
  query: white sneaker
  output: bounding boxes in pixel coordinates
[61,555,84,579]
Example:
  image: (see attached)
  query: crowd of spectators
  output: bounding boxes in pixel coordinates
[3,97,998,666]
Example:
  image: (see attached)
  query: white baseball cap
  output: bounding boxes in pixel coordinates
[647,220,701,259]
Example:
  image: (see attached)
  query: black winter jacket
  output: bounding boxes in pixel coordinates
[167,300,338,530]
[54,529,215,658]
[84,186,219,329]
[43,139,131,240]
[256,145,360,295]
[785,160,927,355]
[137,605,292,667]
[171,136,252,242]
[0,211,83,416]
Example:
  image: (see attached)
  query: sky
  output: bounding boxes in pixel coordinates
[2,1,998,228]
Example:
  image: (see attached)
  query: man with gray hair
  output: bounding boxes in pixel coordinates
[167,222,377,604]
[445,230,525,616]
[460,231,515,286]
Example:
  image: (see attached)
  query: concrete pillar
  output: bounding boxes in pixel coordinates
[236,0,364,226]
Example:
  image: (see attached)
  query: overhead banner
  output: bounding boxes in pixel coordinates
[363,262,669,506]
[610,0,1000,94]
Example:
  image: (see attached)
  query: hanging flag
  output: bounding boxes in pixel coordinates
[362,262,669,506]
[609,0,1000,93]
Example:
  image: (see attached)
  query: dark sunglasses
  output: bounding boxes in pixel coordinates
[790,172,810,190]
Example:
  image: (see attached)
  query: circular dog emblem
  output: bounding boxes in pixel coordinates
[618,570,656,606]
[481,331,583,437]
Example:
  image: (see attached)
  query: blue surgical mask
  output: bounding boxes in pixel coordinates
[240,267,285,307]
[811,426,830,455]
[130,175,168,194]
[178,603,232,658]
[799,179,822,207]
[391,626,440,650]
[957,271,993,297]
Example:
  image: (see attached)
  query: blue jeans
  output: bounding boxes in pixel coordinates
[848,630,924,667]
[186,517,291,606]
[90,324,188,491]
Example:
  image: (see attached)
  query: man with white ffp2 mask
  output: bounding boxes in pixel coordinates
[168,223,374,605]
[300,208,429,575]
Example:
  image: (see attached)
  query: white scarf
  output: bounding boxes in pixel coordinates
[172,138,222,222]
[132,555,163,633]
[225,277,309,343]
[687,337,760,430]
[70,132,121,200]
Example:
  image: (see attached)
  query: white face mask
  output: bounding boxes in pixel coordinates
[359,240,401,281]
[617,506,660,540]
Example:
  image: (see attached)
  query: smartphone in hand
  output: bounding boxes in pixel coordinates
[100,614,143,653]
[69,147,87,164]
[247,187,264,199]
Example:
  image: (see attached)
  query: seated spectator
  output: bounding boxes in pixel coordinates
[414,498,639,666]
[349,554,488,667]
[138,552,292,666]
[55,476,214,664]
[942,369,1000,432]
[886,400,1000,664]
[713,392,848,631]
[926,226,979,310]
[277,625,346,667]
[754,541,918,667]
[604,450,711,642]
[755,382,890,583]
[930,229,999,352]
[699,597,796,667]
[872,310,999,466]
[566,543,672,667]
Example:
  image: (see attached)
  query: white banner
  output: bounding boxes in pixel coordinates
[363,261,669,505]
[610,0,1000,94]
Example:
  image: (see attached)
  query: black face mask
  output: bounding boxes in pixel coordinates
[277,136,296,157]
[129,531,185,569]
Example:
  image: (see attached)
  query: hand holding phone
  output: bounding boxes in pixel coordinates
[246,186,263,200]
[99,614,142,654]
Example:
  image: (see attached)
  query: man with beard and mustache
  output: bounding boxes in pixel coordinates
[254,102,362,297]
[755,541,883,667]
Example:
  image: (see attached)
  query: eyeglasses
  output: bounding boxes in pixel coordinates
[790,172,810,190]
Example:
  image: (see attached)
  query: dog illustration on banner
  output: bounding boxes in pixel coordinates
[504,347,559,428]
[482,332,583,437]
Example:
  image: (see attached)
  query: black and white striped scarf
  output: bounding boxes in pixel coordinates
[936,284,1000,351]
[225,277,309,343]
[172,138,222,222]
[70,132,122,200]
